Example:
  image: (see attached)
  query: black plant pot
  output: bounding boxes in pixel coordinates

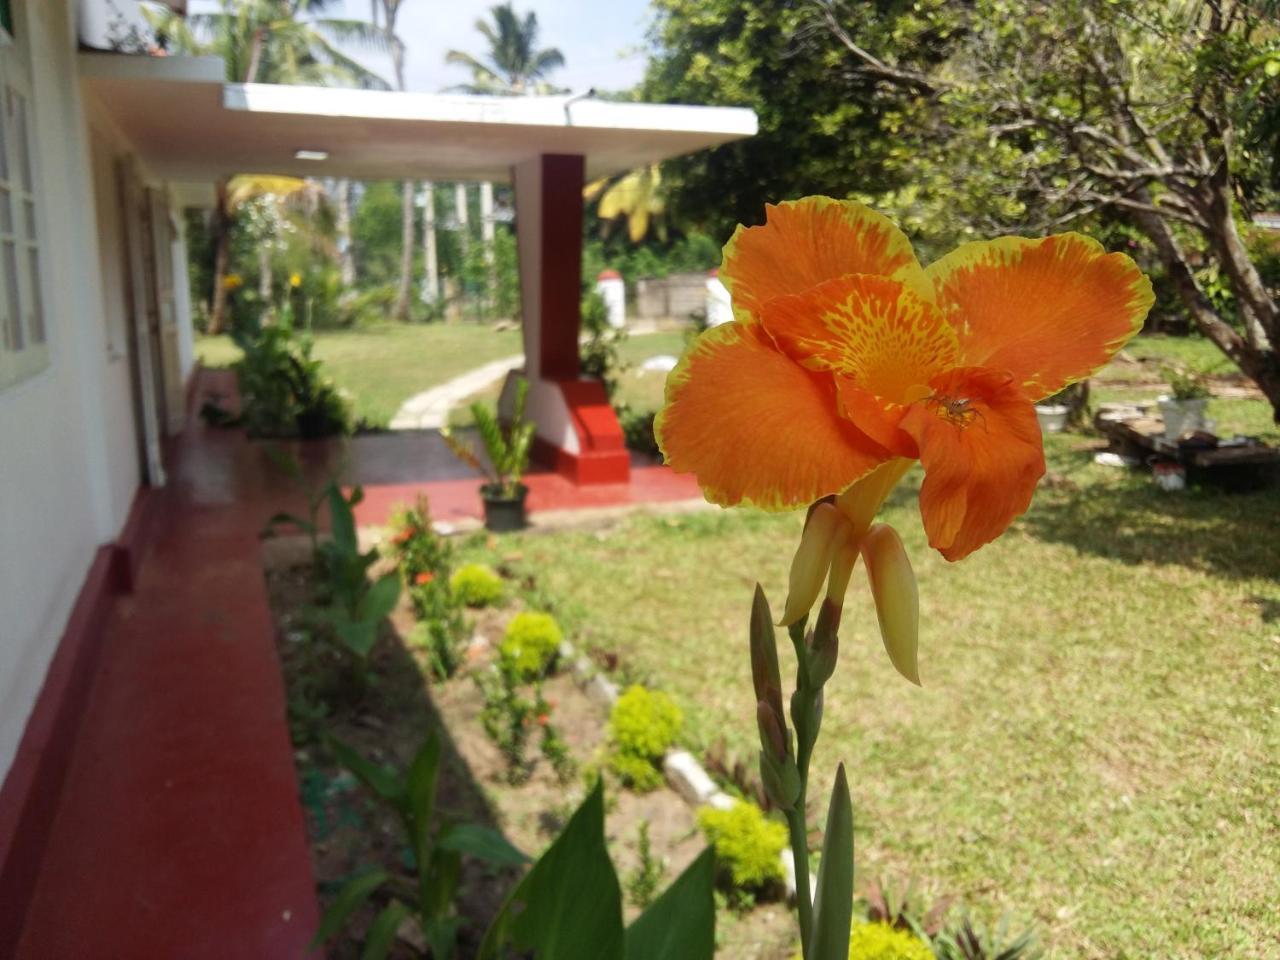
[295,409,332,440]
[481,483,528,532]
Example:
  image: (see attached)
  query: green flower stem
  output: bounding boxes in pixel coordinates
[786,619,822,959]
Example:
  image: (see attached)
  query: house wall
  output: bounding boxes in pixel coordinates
[0,0,184,785]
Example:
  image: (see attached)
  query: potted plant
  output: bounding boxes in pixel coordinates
[1157,366,1210,440]
[1034,382,1088,434]
[441,376,535,532]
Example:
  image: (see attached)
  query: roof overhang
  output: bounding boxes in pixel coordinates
[78,52,757,187]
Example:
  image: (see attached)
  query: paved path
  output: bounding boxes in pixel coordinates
[389,353,524,430]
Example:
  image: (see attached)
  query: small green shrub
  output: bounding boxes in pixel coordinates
[610,685,682,760]
[607,685,682,791]
[499,611,563,679]
[450,563,504,607]
[696,800,786,891]
[847,923,936,960]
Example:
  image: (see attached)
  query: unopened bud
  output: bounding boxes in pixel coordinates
[808,598,841,688]
[861,523,921,685]
[781,503,844,626]
[756,699,788,762]
[749,585,786,724]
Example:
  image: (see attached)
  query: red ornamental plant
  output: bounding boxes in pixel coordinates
[657,197,1151,957]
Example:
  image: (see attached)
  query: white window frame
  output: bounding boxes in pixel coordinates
[0,3,50,391]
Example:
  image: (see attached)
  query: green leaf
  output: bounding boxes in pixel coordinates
[405,729,442,864]
[424,915,462,960]
[624,847,716,960]
[334,617,378,658]
[328,736,404,807]
[809,764,854,960]
[360,572,401,622]
[360,899,411,960]
[308,868,388,948]
[327,482,357,556]
[437,824,529,866]
[478,779,624,960]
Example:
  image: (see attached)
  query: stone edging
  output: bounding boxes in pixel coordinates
[560,640,810,901]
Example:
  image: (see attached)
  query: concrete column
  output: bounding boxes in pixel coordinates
[505,154,628,485]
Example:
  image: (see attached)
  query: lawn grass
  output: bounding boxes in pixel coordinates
[458,395,1280,957]
[196,323,522,426]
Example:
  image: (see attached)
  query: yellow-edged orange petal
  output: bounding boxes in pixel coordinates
[760,274,958,403]
[927,234,1153,401]
[656,322,888,511]
[898,367,1045,561]
[721,198,931,323]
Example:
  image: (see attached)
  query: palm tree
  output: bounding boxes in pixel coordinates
[369,0,417,322]
[147,0,389,333]
[444,3,566,96]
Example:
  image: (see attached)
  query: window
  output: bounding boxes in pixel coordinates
[0,8,48,390]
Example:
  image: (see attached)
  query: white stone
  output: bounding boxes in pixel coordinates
[639,354,678,372]
[586,673,619,706]
[662,750,719,806]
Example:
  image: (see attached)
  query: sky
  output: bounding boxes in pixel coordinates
[188,0,654,94]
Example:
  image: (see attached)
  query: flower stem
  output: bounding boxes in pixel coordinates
[787,620,821,959]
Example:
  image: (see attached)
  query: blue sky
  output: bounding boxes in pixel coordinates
[189,0,654,94]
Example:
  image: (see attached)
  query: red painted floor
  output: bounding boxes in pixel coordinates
[14,369,704,957]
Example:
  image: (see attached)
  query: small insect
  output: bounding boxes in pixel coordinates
[924,393,987,431]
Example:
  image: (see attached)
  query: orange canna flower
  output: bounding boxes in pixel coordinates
[415,571,435,586]
[657,197,1152,562]
[536,713,551,726]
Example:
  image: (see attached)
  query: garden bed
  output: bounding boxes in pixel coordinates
[261,530,794,958]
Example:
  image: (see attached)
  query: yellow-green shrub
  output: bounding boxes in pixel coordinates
[499,611,562,679]
[607,685,682,791]
[847,922,935,960]
[696,801,786,890]
[449,563,503,607]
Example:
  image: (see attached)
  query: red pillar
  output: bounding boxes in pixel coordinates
[509,153,629,485]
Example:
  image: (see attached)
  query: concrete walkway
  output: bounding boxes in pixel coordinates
[389,354,524,430]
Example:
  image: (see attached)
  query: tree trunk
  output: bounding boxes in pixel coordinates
[336,178,356,288]
[209,178,231,336]
[422,180,438,304]
[1133,206,1280,422]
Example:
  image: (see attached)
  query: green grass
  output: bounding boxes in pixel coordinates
[460,399,1280,957]
[196,323,522,426]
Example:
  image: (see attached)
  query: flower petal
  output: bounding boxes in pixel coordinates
[760,274,958,403]
[656,322,887,510]
[927,233,1153,400]
[721,197,931,323]
[898,367,1045,561]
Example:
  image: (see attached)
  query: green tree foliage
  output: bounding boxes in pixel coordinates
[445,2,567,94]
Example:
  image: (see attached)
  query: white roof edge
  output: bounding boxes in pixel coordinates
[78,51,226,85]
[224,83,759,137]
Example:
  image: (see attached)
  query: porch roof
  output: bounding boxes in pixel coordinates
[78,52,757,185]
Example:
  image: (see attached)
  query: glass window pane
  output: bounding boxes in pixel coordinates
[0,87,8,183]
[0,186,10,235]
[11,90,31,191]
[22,198,33,239]
[27,245,43,343]
[3,239,21,351]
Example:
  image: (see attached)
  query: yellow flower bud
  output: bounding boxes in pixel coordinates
[860,523,920,685]
[780,502,843,626]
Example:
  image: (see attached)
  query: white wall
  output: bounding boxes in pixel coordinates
[0,0,151,783]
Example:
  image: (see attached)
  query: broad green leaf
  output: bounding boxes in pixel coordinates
[406,729,442,880]
[360,899,411,960]
[360,572,401,622]
[327,482,357,556]
[478,780,624,960]
[437,824,529,866]
[308,869,388,948]
[809,764,854,960]
[624,847,716,960]
[328,737,404,806]
[424,915,462,960]
[334,618,378,658]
